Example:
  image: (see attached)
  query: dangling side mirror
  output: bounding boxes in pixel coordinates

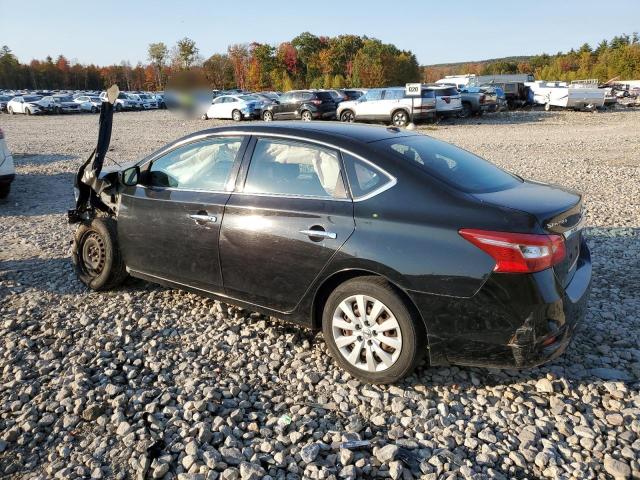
[121,165,140,186]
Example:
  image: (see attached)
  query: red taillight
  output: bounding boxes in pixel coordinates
[442,97,451,104]
[459,229,565,273]
[311,99,322,105]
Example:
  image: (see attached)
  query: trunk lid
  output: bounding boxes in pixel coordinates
[473,180,584,288]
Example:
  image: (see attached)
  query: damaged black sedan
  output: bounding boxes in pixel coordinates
[69,87,592,383]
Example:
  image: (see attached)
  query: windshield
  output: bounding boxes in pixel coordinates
[56,96,73,102]
[372,135,521,193]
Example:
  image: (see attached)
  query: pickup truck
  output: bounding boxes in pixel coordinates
[458,86,498,117]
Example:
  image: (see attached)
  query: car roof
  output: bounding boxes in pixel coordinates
[178,122,420,145]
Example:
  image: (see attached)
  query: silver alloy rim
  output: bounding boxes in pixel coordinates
[393,112,407,126]
[263,112,272,121]
[233,110,241,121]
[342,111,354,122]
[302,111,312,121]
[332,294,402,372]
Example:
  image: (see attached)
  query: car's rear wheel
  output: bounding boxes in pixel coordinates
[201,112,208,120]
[301,110,313,121]
[322,276,425,384]
[91,106,98,113]
[232,109,242,122]
[0,184,10,199]
[8,107,13,115]
[340,110,355,122]
[72,217,128,291]
[25,108,31,116]
[116,104,122,112]
[391,109,409,127]
[262,110,273,122]
[54,106,61,114]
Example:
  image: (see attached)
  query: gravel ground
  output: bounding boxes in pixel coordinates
[0,108,639,480]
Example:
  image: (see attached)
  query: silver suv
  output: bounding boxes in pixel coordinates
[337,87,436,126]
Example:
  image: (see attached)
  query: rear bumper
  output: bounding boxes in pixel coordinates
[436,107,463,117]
[410,238,592,369]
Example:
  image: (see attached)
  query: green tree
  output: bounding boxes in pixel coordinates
[175,37,199,69]
[148,42,168,88]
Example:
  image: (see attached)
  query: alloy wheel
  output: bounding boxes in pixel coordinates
[263,111,273,122]
[232,110,242,121]
[301,110,312,121]
[81,231,106,278]
[392,111,408,127]
[341,110,355,122]
[331,294,402,372]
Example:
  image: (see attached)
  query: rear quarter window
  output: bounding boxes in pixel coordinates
[371,136,521,193]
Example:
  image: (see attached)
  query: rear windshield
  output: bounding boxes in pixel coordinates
[434,87,458,96]
[372,135,521,193]
[315,91,335,100]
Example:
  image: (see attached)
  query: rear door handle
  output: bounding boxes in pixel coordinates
[189,214,217,223]
[299,229,337,240]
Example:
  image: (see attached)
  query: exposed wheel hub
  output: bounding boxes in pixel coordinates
[81,232,106,277]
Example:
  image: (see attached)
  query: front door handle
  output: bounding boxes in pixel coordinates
[189,214,217,223]
[299,229,337,240]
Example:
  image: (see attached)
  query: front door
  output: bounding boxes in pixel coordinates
[118,135,247,291]
[220,136,355,312]
[355,89,383,120]
[272,92,296,119]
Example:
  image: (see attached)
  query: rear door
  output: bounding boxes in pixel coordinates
[273,92,296,119]
[118,135,248,292]
[219,136,355,312]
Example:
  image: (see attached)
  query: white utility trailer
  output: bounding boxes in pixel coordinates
[525,80,605,110]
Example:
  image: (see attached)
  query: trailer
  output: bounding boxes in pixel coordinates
[525,81,605,111]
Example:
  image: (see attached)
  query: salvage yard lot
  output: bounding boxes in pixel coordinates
[1,109,639,479]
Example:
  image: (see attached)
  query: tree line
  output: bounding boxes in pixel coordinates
[423,33,640,84]
[0,33,420,91]
[2,33,639,92]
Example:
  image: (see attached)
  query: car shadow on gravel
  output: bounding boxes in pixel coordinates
[0,172,74,217]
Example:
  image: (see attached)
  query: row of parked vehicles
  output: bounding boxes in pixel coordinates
[0,90,167,115]
[201,84,504,127]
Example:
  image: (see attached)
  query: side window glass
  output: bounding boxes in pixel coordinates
[343,152,393,199]
[148,137,242,191]
[244,138,347,199]
[366,90,383,101]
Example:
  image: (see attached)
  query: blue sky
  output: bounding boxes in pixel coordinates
[2,0,639,66]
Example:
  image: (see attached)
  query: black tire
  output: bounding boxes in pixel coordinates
[115,103,123,112]
[8,107,14,115]
[232,109,242,122]
[91,106,98,113]
[460,102,473,118]
[322,276,426,384]
[201,112,208,120]
[0,183,10,199]
[340,110,355,122]
[72,217,128,291]
[25,108,31,116]
[54,106,61,114]
[391,109,409,127]
[262,110,273,122]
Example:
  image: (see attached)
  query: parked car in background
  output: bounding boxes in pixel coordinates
[426,85,463,117]
[261,90,338,121]
[0,126,15,198]
[100,91,136,111]
[481,82,528,109]
[38,95,82,114]
[7,95,43,115]
[71,121,591,383]
[0,95,12,112]
[203,94,264,121]
[75,95,102,113]
[138,94,158,109]
[337,87,436,126]
[457,85,499,117]
[154,93,166,109]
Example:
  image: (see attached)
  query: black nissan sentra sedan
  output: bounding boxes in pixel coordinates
[70,121,591,384]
